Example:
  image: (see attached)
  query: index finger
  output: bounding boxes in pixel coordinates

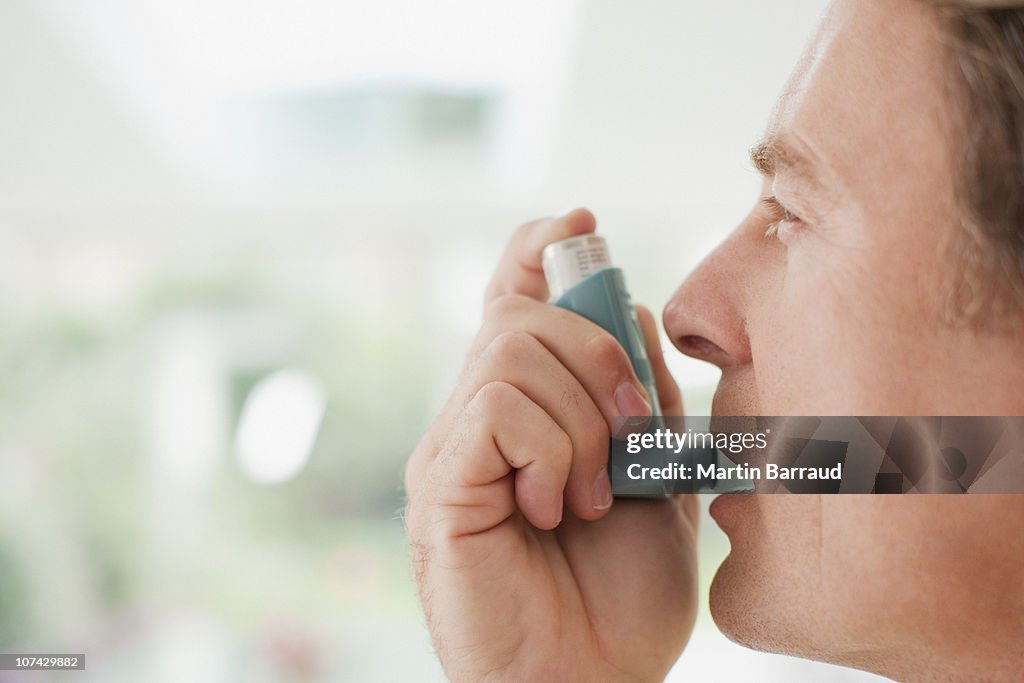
[483,208,597,307]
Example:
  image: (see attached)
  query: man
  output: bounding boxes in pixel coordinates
[403,1,1024,680]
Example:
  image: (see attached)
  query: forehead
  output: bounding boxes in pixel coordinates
[766,0,954,203]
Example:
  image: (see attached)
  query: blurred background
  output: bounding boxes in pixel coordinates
[0,0,888,681]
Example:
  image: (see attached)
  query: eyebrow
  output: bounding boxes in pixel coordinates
[750,134,837,203]
[751,135,808,178]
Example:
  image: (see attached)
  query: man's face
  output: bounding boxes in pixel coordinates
[663,0,1024,676]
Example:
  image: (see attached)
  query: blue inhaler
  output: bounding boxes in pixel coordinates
[541,235,662,419]
[542,235,749,497]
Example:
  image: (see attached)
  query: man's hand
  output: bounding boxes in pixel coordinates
[404,209,698,682]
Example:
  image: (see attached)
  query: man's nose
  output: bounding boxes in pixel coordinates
[662,229,756,369]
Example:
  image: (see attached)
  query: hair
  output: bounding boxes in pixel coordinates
[932,1,1024,323]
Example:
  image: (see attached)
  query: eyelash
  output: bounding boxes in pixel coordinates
[761,196,801,240]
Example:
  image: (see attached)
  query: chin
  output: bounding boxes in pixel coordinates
[709,551,790,655]
[707,494,829,659]
[707,553,748,643]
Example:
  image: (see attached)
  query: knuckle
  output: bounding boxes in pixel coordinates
[513,218,542,242]
[487,329,542,364]
[482,280,502,304]
[585,331,631,376]
[551,428,574,469]
[402,458,418,498]
[484,292,529,322]
[403,482,432,539]
[471,380,520,419]
[403,494,424,535]
[403,437,440,502]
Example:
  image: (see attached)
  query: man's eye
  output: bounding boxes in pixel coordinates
[761,196,802,240]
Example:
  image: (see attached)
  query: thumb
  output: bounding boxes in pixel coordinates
[483,208,597,307]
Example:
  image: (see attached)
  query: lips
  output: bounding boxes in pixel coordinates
[708,491,755,532]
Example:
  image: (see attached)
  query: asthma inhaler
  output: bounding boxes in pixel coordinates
[542,235,662,419]
[542,234,744,497]
[540,235,659,417]
[541,235,674,497]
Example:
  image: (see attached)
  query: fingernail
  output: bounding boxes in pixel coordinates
[615,381,651,417]
[592,469,613,510]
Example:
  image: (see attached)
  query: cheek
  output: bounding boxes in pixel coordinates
[817,498,906,643]
[818,497,1022,651]
[715,495,1024,666]
[750,235,934,414]
[749,244,867,413]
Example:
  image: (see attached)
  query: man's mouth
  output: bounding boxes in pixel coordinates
[708,491,755,531]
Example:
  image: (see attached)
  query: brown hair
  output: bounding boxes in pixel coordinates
[934,1,1024,322]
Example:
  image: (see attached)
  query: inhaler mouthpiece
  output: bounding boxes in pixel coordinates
[541,235,613,301]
